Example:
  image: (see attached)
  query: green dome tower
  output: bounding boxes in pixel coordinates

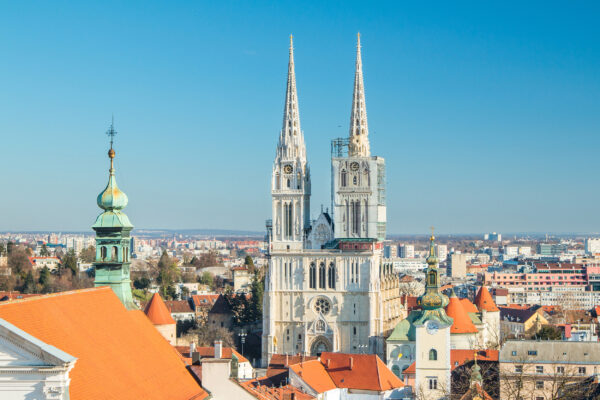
[92,121,135,309]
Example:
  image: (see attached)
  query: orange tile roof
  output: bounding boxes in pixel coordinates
[144,293,176,325]
[450,350,499,370]
[176,345,250,364]
[320,352,404,391]
[290,360,337,393]
[240,376,315,400]
[446,294,479,334]
[475,286,499,312]
[0,287,207,400]
[460,298,479,314]
[267,354,318,382]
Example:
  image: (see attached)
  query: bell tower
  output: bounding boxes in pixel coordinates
[271,35,311,251]
[332,34,386,241]
[92,120,135,309]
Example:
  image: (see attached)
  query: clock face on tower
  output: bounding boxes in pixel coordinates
[350,161,359,171]
[284,164,293,174]
[426,320,440,335]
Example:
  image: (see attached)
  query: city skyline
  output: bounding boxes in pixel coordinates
[1,1,599,233]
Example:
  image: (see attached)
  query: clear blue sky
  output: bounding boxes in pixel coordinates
[1,1,599,234]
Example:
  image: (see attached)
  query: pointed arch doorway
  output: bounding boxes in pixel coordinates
[310,336,332,356]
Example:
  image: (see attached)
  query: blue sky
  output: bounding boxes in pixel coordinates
[0,1,599,234]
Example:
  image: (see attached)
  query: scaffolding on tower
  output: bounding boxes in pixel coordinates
[330,137,350,158]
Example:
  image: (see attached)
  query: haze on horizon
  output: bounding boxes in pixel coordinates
[0,1,599,234]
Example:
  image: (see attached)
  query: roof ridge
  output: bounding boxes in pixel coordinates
[0,286,110,306]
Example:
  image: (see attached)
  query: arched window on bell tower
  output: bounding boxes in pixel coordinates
[319,263,326,288]
[111,246,118,261]
[328,263,336,289]
[309,263,316,289]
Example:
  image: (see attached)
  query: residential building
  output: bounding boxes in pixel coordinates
[233,266,252,292]
[28,256,61,271]
[449,253,467,278]
[499,306,548,340]
[399,244,415,259]
[436,244,448,262]
[499,340,600,400]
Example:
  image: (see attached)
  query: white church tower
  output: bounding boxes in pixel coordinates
[332,33,386,240]
[271,35,311,252]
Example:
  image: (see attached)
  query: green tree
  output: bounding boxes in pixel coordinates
[61,249,78,276]
[249,271,264,322]
[21,271,36,293]
[535,325,562,340]
[7,241,14,255]
[40,244,50,256]
[79,246,96,263]
[157,250,180,300]
[198,271,213,286]
[0,243,5,256]
[133,276,151,290]
[38,266,51,287]
[244,255,255,273]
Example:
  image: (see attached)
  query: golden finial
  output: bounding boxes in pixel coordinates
[430,226,435,241]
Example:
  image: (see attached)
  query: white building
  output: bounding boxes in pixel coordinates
[585,238,600,255]
[262,35,401,366]
[0,318,76,400]
[436,244,448,262]
[399,244,415,259]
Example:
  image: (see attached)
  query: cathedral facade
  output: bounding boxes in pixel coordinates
[262,35,403,366]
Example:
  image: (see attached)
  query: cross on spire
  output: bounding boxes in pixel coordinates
[106,116,117,150]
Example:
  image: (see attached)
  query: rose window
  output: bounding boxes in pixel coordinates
[314,298,331,314]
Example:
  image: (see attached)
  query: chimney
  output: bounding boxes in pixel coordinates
[214,340,223,359]
[349,357,353,370]
[326,359,331,369]
[190,342,200,364]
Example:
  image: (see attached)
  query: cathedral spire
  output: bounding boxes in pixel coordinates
[348,32,370,157]
[277,34,305,161]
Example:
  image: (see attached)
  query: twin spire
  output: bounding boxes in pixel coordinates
[348,33,370,157]
[277,35,305,161]
[278,34,371,159]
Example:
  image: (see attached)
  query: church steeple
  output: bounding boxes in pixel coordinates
[416,229,453,325]
[271,36,311,250]
[92,120,135,310]
[348,33,370,157]
[277,34,306,161]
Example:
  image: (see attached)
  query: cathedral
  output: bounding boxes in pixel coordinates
[261,35,403,366]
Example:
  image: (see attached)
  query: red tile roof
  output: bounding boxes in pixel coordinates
[0,287,207,400]
[446,294,479,334]
[190,294,219,308]
[320,352,404,391]
[240,376,315,400]
[165,300,195,314]
[460,298,479,314]
[144,293,176,325]
[475,286,500,312]
[290,360,337,393]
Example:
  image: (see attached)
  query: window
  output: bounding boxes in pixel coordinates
[515,365,523,373]
[341,170,347,187]
[101,246,107,260]
[536,381,544,389]
[536,366,543,374]
[309,263,316,289]
[528,350,538,356]
[579,367,586,374]
[328,263,336,289]
[353,175,357,186]
[314,298,331,314]
[353,326,357,335]
[512,351,517,356]
[111,246,118,261]
[319,263,326,288]
[429,349,437,361]
[556,366,565,374]
[391,365,400,377]
[428,378,437,390]
[298,334,302,340]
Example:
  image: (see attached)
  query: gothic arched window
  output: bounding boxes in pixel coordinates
[328,263,335,289]
[353,175,357,186]
[111,246,118,261]
[341,170,347,187]
[287,179,290,188]
[319,263,326,289]
[429,349,437,361]
[101,246,107,261]
[309,263,316,289]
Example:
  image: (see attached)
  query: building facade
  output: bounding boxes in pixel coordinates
[262,35,401,366]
